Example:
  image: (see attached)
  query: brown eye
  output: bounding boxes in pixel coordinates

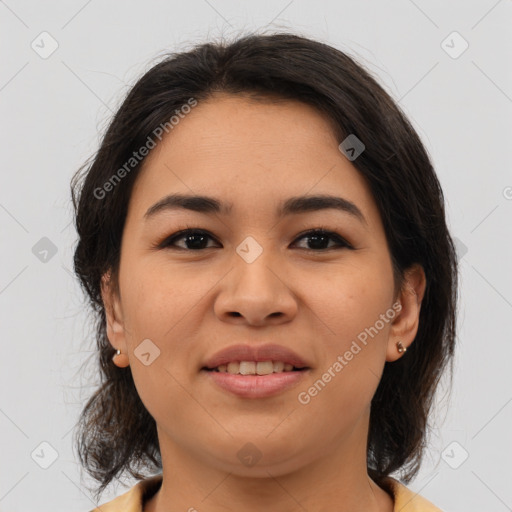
[160,229,219,250]
[292,229,352,251]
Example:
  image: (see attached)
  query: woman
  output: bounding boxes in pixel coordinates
[71,32,457,511]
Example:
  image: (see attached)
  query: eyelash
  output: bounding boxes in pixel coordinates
[156,226,353,252]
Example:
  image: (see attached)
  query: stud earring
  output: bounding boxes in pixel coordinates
[396,341,407,354]
[112,348,130,368]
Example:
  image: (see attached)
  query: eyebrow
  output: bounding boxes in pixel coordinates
[144,193,367,226]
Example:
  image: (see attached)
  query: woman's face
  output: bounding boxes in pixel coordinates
[102,93,423,477]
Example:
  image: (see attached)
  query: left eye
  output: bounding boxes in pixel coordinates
[159,229,352,251]
[292,229,352,251]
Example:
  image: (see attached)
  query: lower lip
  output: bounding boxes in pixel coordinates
[202,369,309,398]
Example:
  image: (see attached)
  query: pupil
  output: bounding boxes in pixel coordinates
[309,234,328,250]
[187,234,207,249]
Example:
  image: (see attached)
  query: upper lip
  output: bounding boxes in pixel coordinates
[202,343,311,370]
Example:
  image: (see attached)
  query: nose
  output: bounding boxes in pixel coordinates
[214,252,298,327]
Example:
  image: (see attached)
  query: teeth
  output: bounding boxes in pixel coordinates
[273,361,284,372]
[227,362,239,374]
[216,361,297,375]
[239,361,256,375]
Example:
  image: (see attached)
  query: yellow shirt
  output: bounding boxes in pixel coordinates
[89,474,443,511]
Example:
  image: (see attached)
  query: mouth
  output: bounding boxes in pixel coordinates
[200,343,312,398]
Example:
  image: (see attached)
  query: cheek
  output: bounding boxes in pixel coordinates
[306,262,394,352]
[297,313,389,432]
[119,264,209,385]
[120,269,201,427]
[120,263,203,337]
[301,269,393,419]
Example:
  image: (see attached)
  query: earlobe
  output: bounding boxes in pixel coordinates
[100,272,128,364]
[386,263,426,362]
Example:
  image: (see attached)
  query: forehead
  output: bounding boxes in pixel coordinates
[127,94,379,227]
[140,93,342,176]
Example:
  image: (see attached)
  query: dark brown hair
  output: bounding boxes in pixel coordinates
[71,31,458,500]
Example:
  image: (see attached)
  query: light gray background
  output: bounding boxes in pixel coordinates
[1,1,511,511]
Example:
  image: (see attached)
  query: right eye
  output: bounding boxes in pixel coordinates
[158,228,220,251]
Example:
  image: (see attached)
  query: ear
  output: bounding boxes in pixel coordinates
[100,271,129,367]
[386,263,427,362]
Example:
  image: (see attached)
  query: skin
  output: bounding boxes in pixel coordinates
[101,93,426,512]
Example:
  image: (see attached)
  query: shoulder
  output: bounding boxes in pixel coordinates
[87,474,163,512]
[383,477,444,512]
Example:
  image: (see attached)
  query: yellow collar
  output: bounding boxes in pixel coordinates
[92,474,442,512]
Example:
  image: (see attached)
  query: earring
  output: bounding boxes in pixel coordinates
[396,341,407,354]
[112,348,130,368]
